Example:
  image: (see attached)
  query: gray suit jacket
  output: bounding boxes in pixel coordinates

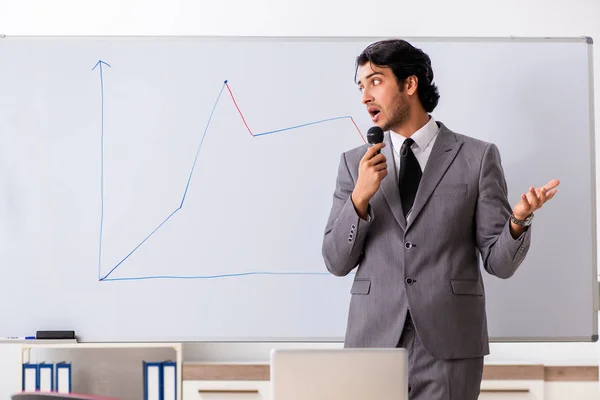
[322,121,531,360]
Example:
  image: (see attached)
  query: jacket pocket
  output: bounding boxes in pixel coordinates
[351,279,371,295]
[450,279,483,296]
[432,184,468,196]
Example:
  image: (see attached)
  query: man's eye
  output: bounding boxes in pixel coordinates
[373,78,381,85]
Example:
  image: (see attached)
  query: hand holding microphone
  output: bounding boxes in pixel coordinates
[351,126,388,219]
[367,126,384,153]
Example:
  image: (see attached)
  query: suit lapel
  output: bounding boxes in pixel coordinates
[406,124,463,231]
[380,132,406,231]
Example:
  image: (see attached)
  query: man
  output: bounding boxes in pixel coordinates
[321,39,559,399]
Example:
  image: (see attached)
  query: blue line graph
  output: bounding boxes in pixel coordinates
[92,60,111,282]
[253,116,355,137]
[94,60,363,282]
[102,271,334,282]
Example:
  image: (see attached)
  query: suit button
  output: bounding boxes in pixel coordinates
[405,277,415,285]
[405,242,413,249]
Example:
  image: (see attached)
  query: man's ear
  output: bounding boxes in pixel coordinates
[405,75,418,96]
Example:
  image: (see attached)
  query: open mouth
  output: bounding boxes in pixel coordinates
[368,107,381,121]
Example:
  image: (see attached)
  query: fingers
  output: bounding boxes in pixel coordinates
[366,153,386,166]
[545,189,558,201]
[538,187,547,204]
[362,143,385,161]
[526,186,539,209]
[520,180,559,214]
[373,162,388,172]
[544,179,560,191]
[366,155,387,172]
[520,193,531,210]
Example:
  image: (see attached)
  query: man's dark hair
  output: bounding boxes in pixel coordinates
[355,39,440,113]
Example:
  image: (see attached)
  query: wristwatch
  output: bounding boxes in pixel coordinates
[510,212,534,227]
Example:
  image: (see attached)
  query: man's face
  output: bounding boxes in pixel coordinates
[357,62,409,132]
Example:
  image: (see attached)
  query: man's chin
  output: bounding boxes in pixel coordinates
[377,122,389,131]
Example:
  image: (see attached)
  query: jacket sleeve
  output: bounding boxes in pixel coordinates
[322,152,374,277]
[475,143,532,279]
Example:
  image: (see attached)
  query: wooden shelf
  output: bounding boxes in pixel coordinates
[183,363,599,382]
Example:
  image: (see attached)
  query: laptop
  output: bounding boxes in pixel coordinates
[270,348,408,400]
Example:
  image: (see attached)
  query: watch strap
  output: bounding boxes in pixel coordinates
[510,213,534,226]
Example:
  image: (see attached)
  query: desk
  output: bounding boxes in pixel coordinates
[182,363,599,400]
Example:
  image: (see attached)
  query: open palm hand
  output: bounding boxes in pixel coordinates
[513,179,560,220]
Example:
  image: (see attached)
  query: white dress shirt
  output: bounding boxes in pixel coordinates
[389,116,440,221]
[389,116,440,181]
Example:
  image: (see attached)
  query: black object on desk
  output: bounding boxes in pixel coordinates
[35,330,76,340]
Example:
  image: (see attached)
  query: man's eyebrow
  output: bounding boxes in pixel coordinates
[357,71,383,85]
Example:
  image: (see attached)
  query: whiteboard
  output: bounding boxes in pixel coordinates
[0,36,596,342]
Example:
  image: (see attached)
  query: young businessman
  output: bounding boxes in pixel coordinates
[321,39,559,399]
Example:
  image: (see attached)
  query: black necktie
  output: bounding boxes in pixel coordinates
[398,138,422,217]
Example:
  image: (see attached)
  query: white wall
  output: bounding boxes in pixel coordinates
[1,0,600,398]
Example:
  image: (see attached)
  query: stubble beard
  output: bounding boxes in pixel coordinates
[381,94,410,133]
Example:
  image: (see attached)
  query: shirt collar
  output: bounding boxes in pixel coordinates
[390,116,438,154]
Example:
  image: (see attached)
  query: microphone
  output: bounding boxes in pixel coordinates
[367,126,384,154]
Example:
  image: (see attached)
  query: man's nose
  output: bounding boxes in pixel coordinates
[361,90,373,105]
